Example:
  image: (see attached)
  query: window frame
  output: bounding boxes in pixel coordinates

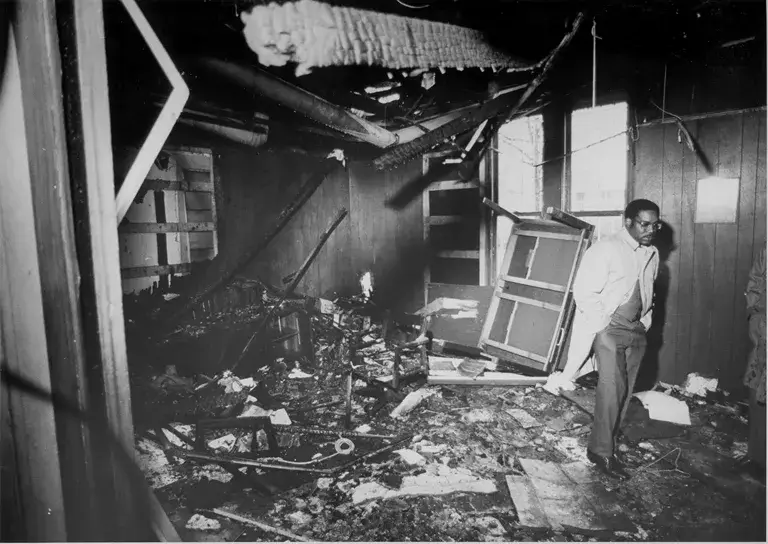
[562,97,631,241]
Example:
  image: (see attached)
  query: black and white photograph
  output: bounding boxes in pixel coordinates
[0,0,766,541]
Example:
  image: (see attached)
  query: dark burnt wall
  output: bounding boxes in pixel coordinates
[204,143,426,311]
[214,148,355,299]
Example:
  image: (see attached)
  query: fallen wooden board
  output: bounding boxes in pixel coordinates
[505,475,551,529]
[427,372,547,386]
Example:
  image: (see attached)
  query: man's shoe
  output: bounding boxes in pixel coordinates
[587,449,630,480]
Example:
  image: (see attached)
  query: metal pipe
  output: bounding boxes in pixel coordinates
[177,118,267,148]
[200,58,398,148]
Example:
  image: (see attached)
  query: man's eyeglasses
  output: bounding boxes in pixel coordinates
[634,218,663,232]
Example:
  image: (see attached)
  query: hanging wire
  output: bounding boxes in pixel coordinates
[396,0,431,8]
[531,128,630,168]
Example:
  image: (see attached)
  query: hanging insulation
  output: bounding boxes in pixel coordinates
[240,0,533,76]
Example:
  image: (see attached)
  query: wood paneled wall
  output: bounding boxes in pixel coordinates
[632,111,766,391]
[213,149,426,311]
[348,161,426,313]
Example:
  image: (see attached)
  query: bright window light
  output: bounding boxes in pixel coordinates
[496,115,544,274]
[570,102,628,213]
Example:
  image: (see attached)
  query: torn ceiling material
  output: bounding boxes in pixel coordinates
[240,0,534,76]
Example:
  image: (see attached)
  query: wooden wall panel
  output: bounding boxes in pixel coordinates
[730,114,760,388]
[632,124,664,204]
[710,115,743,384]
[633,111,767,392]
[657,123,684,384]
[349,160,426,313]
[675,123,700,384]
[254,165,353,298]
[215,150,353,299]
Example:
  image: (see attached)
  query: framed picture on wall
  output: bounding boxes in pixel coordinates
[694,177,740,224]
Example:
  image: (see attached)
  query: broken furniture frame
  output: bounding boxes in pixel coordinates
[478,206,594,374]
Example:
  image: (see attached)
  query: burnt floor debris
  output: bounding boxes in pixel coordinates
[128,281,766,542]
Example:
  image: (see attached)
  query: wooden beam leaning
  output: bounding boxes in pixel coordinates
[483,197,522,223]
[165,158,339,323]
[231,207,349,371]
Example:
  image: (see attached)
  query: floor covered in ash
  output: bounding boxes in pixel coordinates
[129,296,766,542]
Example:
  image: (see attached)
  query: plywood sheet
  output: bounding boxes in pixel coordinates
[505,475,551,529]
[518,459,608,532]
[426,283,494,347]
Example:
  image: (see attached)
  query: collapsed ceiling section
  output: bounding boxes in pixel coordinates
[239,0,535,76]
[106,0,765,168]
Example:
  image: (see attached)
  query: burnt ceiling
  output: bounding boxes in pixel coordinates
[104,0,766,157]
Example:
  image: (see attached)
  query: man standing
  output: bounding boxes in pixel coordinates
[567,199,661,479]
[743,243,766,479]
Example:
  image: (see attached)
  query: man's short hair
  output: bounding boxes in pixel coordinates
[624,199,660,219]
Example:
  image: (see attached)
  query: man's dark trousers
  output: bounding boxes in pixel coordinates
[588,318,647,458]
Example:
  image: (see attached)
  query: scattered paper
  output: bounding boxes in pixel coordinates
[239,405,270,418]
[542,371,576,396]
[633,390,691,426]
[506,408,543,429]
[270,408,292,426]
[208,434,237,452]
[395,449,427,466]
[351,463,497,504]
[289,367,314,379]
[683,373,718,397]
[318,298,339,314]
[185,514,221,531]
[317,477,334,489]
[390,387,438,419]
[354,424,372,433]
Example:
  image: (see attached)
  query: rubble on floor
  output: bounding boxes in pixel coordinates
[126,287,765,542]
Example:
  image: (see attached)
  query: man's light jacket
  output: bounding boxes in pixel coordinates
[560,227,660,380]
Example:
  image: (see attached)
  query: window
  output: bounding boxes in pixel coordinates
[495,114,544,274]
[568,102,629,241]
